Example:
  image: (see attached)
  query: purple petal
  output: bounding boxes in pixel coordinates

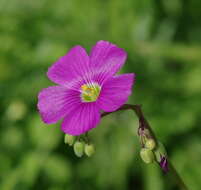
[47,46,90,87]
[97,73,135,112]
[61,103,100,135]
[37,86,81,124]
[90,40,127,84]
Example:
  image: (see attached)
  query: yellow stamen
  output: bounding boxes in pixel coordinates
[81,84,88,91]
[80,83,101,102]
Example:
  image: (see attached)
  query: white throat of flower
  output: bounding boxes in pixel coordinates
[80,83,101,102]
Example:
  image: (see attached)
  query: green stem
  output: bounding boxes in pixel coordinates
[101,104,189,190]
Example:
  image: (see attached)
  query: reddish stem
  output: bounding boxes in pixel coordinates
[101,104,188,190]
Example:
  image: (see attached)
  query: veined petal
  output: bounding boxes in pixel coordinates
[61,103,100,135]
[37,86,81,124]
[90,40,127,84]
[47,46,90,87]
[97,73,135,112]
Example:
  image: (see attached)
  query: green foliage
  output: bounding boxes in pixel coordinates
[0,0,201,189]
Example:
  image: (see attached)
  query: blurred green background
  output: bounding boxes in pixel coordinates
[0,0,201,189]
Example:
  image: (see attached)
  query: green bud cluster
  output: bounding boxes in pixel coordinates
[74,141,95,157]
[140,138,167,165]
[64,134,95,157]
[140,138,156,164]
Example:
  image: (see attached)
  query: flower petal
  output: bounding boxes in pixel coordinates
[90,40,127,83]
[37,86,81,124]
[47,46,90,87]
[97,73,135,112]
[61,103,100,135]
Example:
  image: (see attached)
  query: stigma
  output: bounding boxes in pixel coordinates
[80,83,101,102]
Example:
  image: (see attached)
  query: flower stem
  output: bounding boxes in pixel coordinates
[168,161,189,190]
[101,104,189,190]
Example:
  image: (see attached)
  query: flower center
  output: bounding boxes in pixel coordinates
[80,83,101,102]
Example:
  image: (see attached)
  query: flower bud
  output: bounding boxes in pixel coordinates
[64,134,76,146]
[85,144,95,157]
[154,141,167,162]
[140,148,155,164]
[73,141,85,157]
[160,156,169,173]
[145,139,156,150]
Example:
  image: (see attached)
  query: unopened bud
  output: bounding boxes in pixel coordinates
[140,148,155,164]
[85,144,95,157]
[73,141,85,157]
[145,139,156,150]
[154,141,167,162]
[160,156,169,172]
[64,134,76,146]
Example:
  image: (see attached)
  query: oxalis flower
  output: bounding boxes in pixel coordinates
[37,40,135,135]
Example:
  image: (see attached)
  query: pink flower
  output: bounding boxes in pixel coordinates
[37,41,135,135]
